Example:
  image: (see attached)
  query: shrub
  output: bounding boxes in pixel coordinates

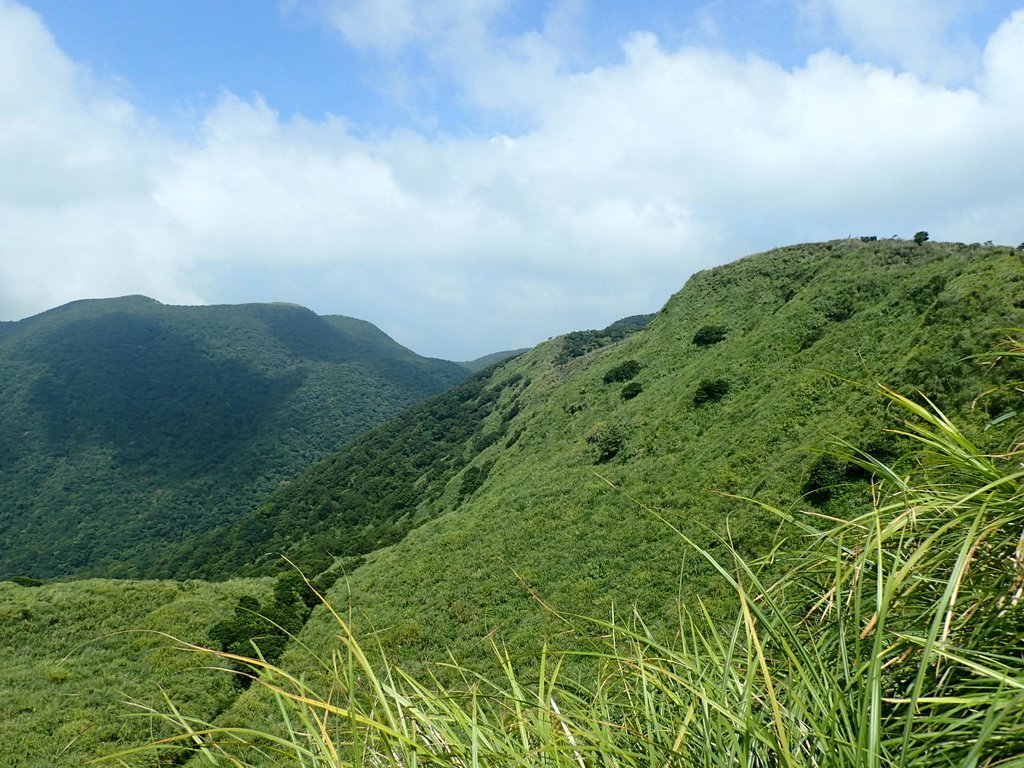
[457,462,494,501]
[620,382,642,400]
[914,230,929,245]
[692,324,728,346]
[693,378,730,405]
[7,575,43,587]
[592,425,626,462]
[801,453,847,504]
[602,360,642,384]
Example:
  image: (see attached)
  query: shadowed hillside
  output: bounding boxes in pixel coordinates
[0,297,467,579]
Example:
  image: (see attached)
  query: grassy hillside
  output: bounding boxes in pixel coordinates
[0,576,272,767]
[202,239,1022,744]
[167,316,652,579]
[160,375,1024,767]
[0,297,467,580]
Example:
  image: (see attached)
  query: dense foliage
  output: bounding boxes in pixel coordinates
[691,323,728,346]
[555,314,654,362]
[601,359,642,384]
[0,297,467,579]
[153,363,531,579]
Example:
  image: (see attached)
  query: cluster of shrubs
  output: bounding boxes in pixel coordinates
[620,381,643,400]
[209,571,325,686]
[693,378,730,405]
[458,461,495,502]
[602,360,644,401]
[692,324,728,346]
[5,575,43,587]
[603,360,642,383]
[592,425,627,463]
[801,454,849,505]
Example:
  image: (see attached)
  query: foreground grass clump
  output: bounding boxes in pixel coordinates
[113,369,1023,767]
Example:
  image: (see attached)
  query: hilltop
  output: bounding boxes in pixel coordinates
[0,297,467,579]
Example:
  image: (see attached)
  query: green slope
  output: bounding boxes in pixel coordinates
[0,576,271,767]
[167,316,651,579]
[213,239,1022,728]
[6,239,1022,767]
[0,297,467,580]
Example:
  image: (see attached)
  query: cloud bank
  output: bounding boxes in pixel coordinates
[1,1,1022,357]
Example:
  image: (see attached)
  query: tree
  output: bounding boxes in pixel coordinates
[692,324,728,346]
[603,360,642,384]
[914,230,930,245]
[693,378,731,405]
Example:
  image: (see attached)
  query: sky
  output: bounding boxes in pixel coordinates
[1,1,1022,359]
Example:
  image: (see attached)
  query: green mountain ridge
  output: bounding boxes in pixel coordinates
[207,238,1021,737]
[457,348,530,372]
[0,296,468,580]
[2,239,1022,765]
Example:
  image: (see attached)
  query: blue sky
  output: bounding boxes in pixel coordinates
[2,1,1023,358]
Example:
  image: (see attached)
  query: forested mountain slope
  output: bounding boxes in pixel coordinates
[212,239,1022,735]
[0,297,467,579]
[165,314,654,580]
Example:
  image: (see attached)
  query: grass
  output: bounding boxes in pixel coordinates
[104,348,1024,767]
[0,577,273,767]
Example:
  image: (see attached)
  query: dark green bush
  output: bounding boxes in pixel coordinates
[692,325,728,346]
[208,572,314,687]
[592,425,626,463]
[458,461,494,501]
[7,575,43,587]
[603,360,642,384]
[802,454,848,505]
[620,382,642,400]
[693,378,730,405]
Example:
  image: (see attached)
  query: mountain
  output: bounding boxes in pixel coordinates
[0,297,468,579]
[457,348,529,372]
[2,239,1022,765]
[168,314,652,580]
[212,238,1022,700]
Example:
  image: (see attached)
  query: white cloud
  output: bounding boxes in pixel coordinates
[2,1,1023,357]
[806,0,981,82]
[982,8,1024,101]
[318,0,506,54]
